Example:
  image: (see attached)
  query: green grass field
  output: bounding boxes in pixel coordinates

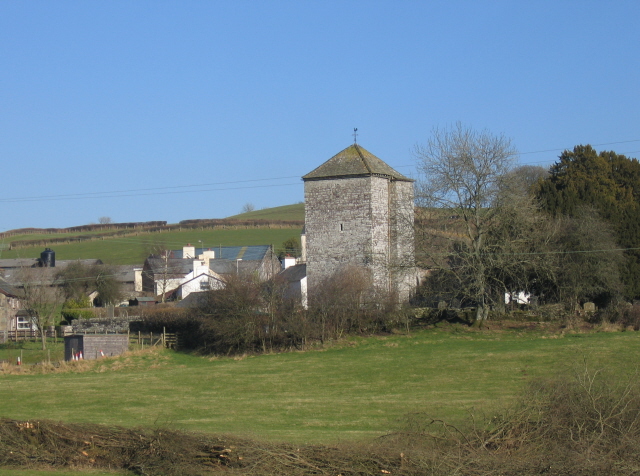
[1,326,638,445]
[0,204,304,265]
[226,203,304,221]
[0,228,303,265]
[0,340,65,365]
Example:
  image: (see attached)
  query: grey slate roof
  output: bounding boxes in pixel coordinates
[146,258,194,277]
[302,144,413,182]
[0,258,38,268]
[209,259,261,275]
[0,276,20,297]
[176,292,210,308]
[110,265,139,283]
[171,245,272,261]
[278,264,306,283]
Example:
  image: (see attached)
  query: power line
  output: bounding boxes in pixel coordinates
[0,182,301,203]
[1,139,638,205]
[417,246,640,258]
[0,175,302,202]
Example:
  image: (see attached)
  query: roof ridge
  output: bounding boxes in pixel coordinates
[354,144,372,174]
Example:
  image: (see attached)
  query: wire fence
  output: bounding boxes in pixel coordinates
[0,329,177,366]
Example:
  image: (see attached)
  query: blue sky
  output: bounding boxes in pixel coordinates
[1,1,638,232]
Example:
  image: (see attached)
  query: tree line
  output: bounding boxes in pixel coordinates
[415,123,638,319]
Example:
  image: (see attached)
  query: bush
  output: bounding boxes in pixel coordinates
[389,362,640,474]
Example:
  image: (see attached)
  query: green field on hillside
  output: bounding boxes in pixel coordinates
[0,228,303,265]
[0,204,304,264]
[1,327,638,445]
[227,203,304,221]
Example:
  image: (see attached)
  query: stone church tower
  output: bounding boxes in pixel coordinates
[303,143,415,302]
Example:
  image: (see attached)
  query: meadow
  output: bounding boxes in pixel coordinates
[0,204,304,265]
[0,228,303,265]
[1,326,639,445]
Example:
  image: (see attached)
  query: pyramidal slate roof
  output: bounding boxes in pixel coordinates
[302,144,413,182]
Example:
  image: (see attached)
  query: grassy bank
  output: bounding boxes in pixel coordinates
[1,326,638,444]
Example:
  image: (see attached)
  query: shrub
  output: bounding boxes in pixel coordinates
[60,309,95,322]
[61,298,95,322]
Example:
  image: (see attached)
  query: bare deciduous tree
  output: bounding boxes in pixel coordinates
[98,217,113,224]
[414,123,520,321]
[16,268,64,350]
[241,203,255,214]
[144,242,178,303]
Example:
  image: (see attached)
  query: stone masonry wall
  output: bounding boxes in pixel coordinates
[305,177,375,292]
[369,176,391,292]
[71,316,140,334]
[305,175,415,302]
[390,180,416,302]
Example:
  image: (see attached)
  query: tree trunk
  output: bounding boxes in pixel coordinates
[473,304,489,327]
[39,325,47,350]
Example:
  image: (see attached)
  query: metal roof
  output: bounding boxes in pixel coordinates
[302,144,413,182]
[0,258,38,269]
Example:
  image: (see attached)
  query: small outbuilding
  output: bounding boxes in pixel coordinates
[64,334,129,361]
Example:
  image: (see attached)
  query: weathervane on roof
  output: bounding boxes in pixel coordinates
[353,128,358,144]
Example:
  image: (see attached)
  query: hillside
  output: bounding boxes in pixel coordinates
[226,203,304,221]
[0,204,305,265]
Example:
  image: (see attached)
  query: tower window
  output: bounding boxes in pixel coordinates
[340,223,344,232]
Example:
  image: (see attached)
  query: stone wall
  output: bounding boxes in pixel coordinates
[305,176,375,292]
[71,316,140,335]
[389,180,416,302]
[305,175,415,301]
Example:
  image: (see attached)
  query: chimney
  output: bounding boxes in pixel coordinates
[282,255,296,270]
[300,228,306,263]
[198,249,215,268]
[183,244,196,259]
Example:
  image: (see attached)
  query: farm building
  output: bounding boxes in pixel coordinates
[64,334,129,361]
[142,244,280,300]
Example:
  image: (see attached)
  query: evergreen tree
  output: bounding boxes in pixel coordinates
[536,145,640,299]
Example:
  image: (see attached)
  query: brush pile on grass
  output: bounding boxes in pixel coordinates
[0,419,399,475]
[2,364,640,475]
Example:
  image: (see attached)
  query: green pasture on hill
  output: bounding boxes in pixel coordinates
[1,327,639,445]
[0,203,304,264]
[0,228,303,265]
[226,203,304,221]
